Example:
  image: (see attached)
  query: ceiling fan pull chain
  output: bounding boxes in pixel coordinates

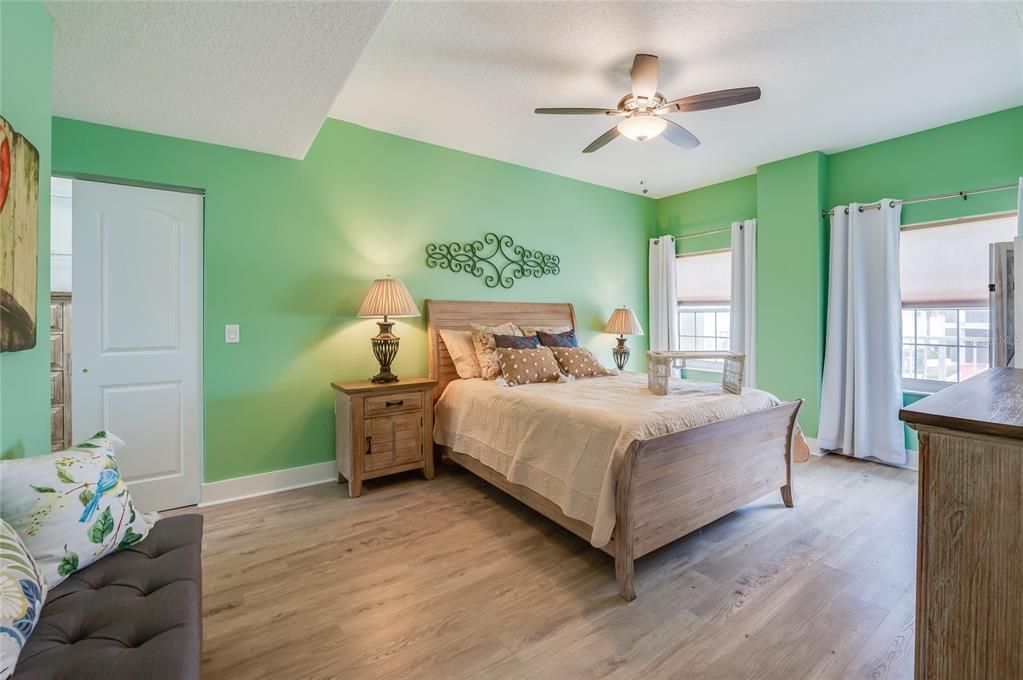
[640,142,648,195]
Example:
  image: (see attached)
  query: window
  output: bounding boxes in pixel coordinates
[900,214,1017,391]
[901,307,990,386]
[677,249,731,371]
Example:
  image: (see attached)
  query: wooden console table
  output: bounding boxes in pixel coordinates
[900,368,1023,679]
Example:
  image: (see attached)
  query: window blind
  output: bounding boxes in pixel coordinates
[900,215,1017,306]
[676,250,731,304]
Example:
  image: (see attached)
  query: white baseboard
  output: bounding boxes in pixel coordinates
[806,437,918,471]
[199,460,335,507]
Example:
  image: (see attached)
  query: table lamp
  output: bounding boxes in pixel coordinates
[604,306,644,370]
[357,276,420,383]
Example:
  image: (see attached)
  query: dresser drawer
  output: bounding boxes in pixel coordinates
[363,412,423,472]
[364,391,422,417]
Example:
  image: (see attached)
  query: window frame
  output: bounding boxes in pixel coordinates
[677,303,731,372]
[898,212,1019,393]
[901,304,991,393]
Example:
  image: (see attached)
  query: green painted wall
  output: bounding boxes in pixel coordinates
[654,174,756,254]
[657,106,1023,445]
[829,107,1023,225]
[755,152,828,435]
[0,1,53,460]
[52,117,654,482]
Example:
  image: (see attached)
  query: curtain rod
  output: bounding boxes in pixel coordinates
[822,182,1018,217]
[650,223,743,243]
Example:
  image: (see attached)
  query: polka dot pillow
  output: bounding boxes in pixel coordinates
[495,347,562,386]
[550,347,612,379]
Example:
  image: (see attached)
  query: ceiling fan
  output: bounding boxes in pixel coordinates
[535,54,761,153]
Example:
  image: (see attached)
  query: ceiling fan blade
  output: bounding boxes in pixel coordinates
[534,107,622,116]
[582,126,621,153]
[658,86,761,114]
[630,53,659,104]
[662,120,700,150]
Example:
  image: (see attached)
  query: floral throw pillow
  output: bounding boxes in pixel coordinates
[0,519,46,680]
[469,322,524,379]
[496,347,563,386]
[0,432,152,587]
[493,333,540,349]
[536,329,579,348]
[550,347,612,379]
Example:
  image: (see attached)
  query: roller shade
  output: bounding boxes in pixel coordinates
[677,250,731,304]
[900,215,1017,306]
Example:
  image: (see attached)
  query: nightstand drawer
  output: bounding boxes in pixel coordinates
[364,391,422,417]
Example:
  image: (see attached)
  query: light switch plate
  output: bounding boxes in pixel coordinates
[225,324,240,343]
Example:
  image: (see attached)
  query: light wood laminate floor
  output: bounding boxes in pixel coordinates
[187,453,918,680]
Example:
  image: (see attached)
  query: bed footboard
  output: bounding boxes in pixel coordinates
[614,399,803,601]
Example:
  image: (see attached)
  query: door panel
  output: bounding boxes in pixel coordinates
[101,211,181,353]
[72,180,202,511]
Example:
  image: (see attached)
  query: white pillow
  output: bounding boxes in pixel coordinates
[439,329,481,379]
[0,432,153,587]
[0,519,46,680]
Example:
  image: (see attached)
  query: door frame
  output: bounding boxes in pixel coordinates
[56,172,207,507]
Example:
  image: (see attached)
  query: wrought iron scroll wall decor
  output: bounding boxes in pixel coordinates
[425,233,560,289]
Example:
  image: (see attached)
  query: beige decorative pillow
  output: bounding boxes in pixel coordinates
[496,347,562,386]
[470,322,524,379]
[518,325,572,337]
[439,329,481,379]
[550,347,612,379]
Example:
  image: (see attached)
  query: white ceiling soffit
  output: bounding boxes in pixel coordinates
[48,0,394,159]
[331,1,1023,197]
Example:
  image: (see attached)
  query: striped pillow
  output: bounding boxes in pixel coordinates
[536,329,579,348]
[494,333,540,349]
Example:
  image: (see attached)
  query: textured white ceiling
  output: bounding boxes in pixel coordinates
[48,0,393,158]
[331,1,1023,197]
[48,1,1023,197]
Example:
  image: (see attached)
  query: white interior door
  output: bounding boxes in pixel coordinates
[72,180,202,511]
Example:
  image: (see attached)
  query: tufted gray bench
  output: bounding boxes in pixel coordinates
[13,514,204,680]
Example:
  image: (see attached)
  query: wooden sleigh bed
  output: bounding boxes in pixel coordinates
[427,299,803,601]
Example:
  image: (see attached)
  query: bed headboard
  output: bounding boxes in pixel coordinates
[426,299,577,400]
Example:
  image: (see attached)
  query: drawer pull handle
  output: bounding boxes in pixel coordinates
[385,400,404,407]
[366,435,373,454]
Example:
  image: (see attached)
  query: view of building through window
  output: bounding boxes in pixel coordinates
[901,307,990,384]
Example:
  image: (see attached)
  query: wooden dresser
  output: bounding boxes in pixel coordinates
[900,368,1023,680]
[50,293,72,451]
[332,377,437,498]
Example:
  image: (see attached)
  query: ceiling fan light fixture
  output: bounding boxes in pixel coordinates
[616,114,667,142]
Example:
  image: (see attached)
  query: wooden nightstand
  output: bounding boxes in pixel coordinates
[331,377,438,497]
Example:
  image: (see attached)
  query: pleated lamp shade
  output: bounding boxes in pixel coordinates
[604,307,644,336]
[357,277,420,319]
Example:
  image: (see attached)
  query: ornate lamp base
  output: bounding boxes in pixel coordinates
[611,335,630,371]
[370,319,401,383]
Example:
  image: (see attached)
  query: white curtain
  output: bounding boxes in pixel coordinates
[818,201,906,465]
[649,236,679,352]
[1013,178,1023,368]
[729,219,757,386]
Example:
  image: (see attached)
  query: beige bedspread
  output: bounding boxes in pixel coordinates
[434,371,795,548]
